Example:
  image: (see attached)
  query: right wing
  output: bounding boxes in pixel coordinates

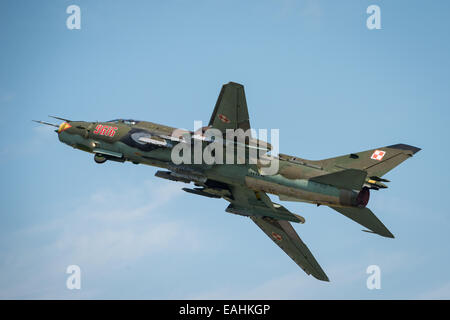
[209,82,251,132]
[251,216,329,281]
[208,82,272,153]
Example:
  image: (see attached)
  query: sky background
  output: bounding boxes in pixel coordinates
[0,0,449,299]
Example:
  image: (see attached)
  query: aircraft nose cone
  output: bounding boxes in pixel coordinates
[58,122,72,133]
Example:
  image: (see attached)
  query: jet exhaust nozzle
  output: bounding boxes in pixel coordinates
[355,187,370,208]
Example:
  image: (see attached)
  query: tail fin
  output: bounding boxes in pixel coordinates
[329,206,394,238]
[309,144,421,178]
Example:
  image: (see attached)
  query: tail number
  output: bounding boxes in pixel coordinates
[93,125,118,137]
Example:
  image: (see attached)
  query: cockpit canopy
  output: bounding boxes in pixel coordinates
[107,119,139,125]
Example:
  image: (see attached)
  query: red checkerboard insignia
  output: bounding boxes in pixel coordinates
[271,232,282,241]
[218,114,230,123]
[371,150,386,161]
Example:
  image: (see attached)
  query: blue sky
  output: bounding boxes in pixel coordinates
[0,0,449,299]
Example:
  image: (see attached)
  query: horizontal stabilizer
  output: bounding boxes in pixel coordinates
[310,169,368,190]
[329,206,394,238]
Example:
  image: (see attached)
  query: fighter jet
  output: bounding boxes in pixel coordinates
[34,82,420,281]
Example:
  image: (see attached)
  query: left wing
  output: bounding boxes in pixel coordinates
[251,216,329,281]
[225,185,328,281]
[225,185,304,223]
[171,178,328,280]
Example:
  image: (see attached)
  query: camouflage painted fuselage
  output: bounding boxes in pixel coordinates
[58,119,365,211]
[42,81,420,282]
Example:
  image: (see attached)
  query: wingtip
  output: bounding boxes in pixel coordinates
[226,81,244,87]
[314,274,330,282]
[311,269,330,282]
[385,232,395,239]
[362,229,395,238]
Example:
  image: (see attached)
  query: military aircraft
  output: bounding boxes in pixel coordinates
[34,82,420,281]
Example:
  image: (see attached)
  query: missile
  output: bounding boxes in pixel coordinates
[154,170,191,183]
[182,188,221,198]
